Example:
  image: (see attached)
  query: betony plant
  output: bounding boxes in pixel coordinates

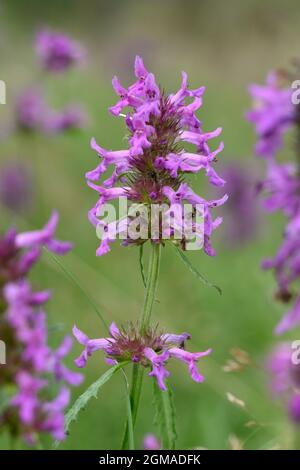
[70,56,227,450]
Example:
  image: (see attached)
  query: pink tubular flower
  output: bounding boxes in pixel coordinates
[247,65,300,334]
[246,71,294,158]
[36,29,84,73]
[87,56,227,256]
[0,215,82,445]
[73,322,211,391]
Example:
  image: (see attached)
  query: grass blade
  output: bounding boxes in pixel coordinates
[45,249,108,331]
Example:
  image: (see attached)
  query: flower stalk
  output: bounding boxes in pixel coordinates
[140,243,162,333]
[122,243,161,449]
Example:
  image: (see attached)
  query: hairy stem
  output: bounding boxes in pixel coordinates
[121,243,161,449]
[140,243,161,333]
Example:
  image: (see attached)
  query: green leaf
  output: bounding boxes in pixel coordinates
[175,246,222,295]
[54,362,130,448]
[153,380,177,450]
[139,245,147,288]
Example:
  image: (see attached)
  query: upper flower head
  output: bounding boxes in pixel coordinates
[73,322,211,391]
[36,29,84,73]
[87,56,227,256]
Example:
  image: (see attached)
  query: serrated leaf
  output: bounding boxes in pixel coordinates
[153,380,177,450]
[139,244,147,288]
[175,247,222,295]
[54,361,129,448]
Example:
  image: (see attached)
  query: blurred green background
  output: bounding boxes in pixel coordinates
[1,0,300,450]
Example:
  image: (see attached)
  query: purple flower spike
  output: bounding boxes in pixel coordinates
[16,89,45,132]
[73,322,211,391]
[0,216,82,445]
[36,29,84,73]
[87,56,227,256]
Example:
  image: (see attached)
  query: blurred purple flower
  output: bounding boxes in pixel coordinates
[258,162,300,333]
[247,66,300,334]
[44,105,87,133]
[267,343,300,423]
[73,322,211,391]
[258,161,300,217]
[0,161,33,213]
[15,89,45,132]
[15,210,73,255]
[217,163,259,246]
[246,71,294,158]
[36,29,84,73]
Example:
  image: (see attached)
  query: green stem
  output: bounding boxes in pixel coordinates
[140,243,161,333]
[120,369,135,450]
[121,243,161,449]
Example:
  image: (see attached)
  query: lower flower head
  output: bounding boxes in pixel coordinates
[73,322,211,391]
